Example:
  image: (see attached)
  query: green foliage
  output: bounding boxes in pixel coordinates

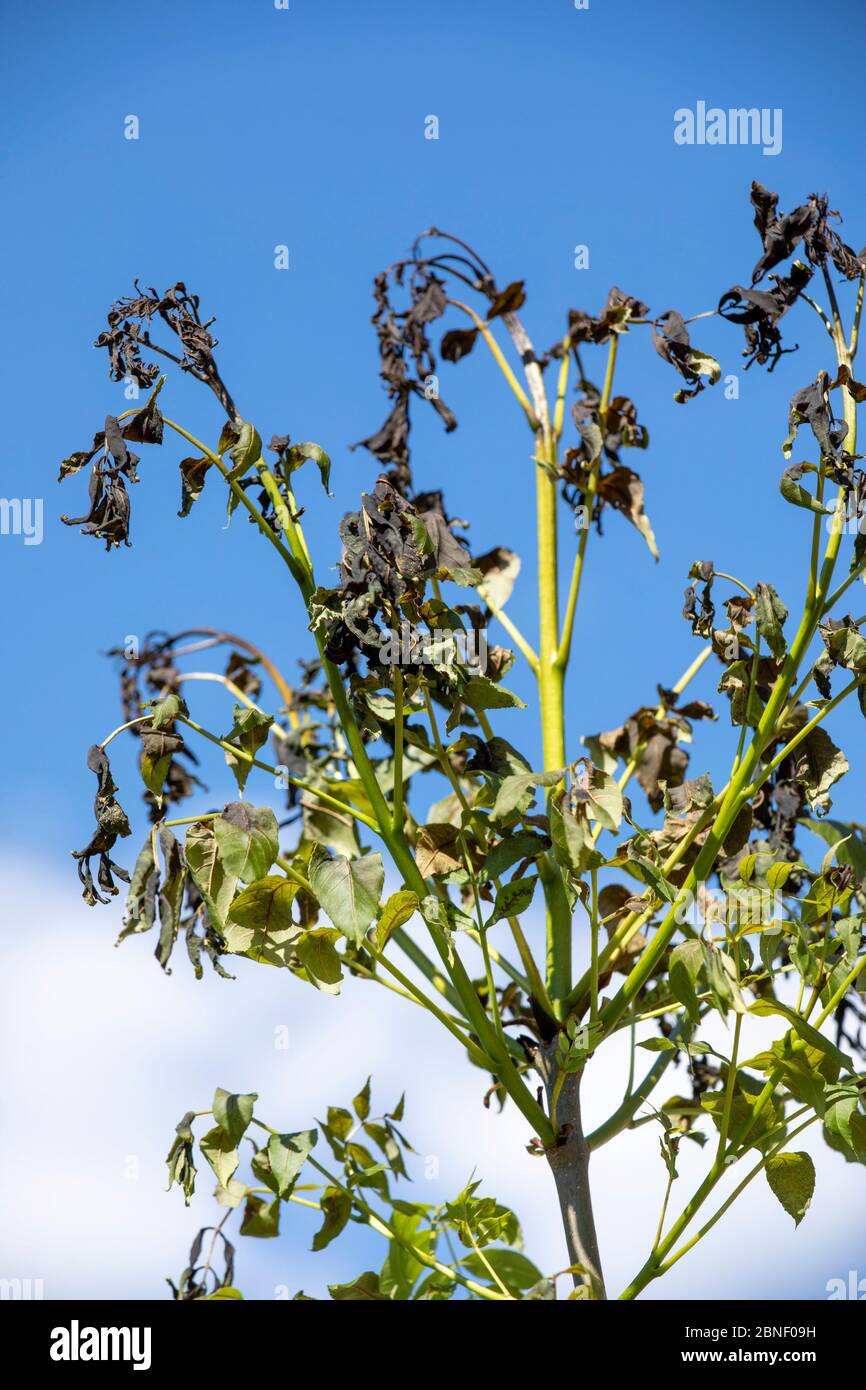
[65,188,866,1302]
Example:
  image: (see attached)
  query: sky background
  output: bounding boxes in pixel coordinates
[2,0,865,1300]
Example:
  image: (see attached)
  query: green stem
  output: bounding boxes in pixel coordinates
[392,667,405,833]
[177,714,380,832]
[305,1156,509,1301]
[556,333,618,672]
[161,417,307,588]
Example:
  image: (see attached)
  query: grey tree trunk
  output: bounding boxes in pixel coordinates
[538,1048,606,1300]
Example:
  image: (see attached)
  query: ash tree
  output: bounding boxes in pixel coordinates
[60,186,866,1300]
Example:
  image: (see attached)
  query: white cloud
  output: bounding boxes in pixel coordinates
[1,856,861,1301]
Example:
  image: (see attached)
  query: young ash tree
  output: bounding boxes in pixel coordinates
[60,186,866,1301]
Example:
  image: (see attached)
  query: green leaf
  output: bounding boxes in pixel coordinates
[764,1151,815,1227]
[221,705,274,794]
[165,1111,197,1205]
[780,462,832,516]
[549,798,604,874]
[214,803,279,882]
[213,1088,257,1146]
[185,821,238,935]
[353,1079,371,1121]
[221,874,301,964]
[801,818,866,882]
[328,1271,386,1301]
[222,420,263,521]
[706,947,746,1016]
[309,847,384,947]
[240,1193,281,1238]
[821,622,866,672]
[581,764,624,832]
[823,1108,866,1164]
[669,940,704,1024]
[374,891,420,951]
[145,692,188,729]
[295,928,343,993]
[419,894,475,937]
[267,1129,318,1198]
[461,676,526,714]
[285,441,332,495]
[301,798,360,859]
[156,826,186,971]
[749,999,852,1070]
[140,731,183,807]
[228,876,300,936]
[326,1106,354,1141]
[207,1286,244,1300]
[481,831,547,881]
[312,1188,352,1251]
[118,836,159,941]
[461,1248,544,1296]
[489,876,537,925]
[755,582,788,660]
[200,1125,240,1188]
[492,768,564,821]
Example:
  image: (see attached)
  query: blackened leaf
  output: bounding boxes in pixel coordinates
[474,547,520,611]
[782,374,847,461]
[755,583,789,660]
[122,383,165,445]
[718,660,763,728]
[214,803,279,882]
[486,281,526,320]
[440,327,479,362]
[156,826,186,971]
[58,430,104,482]
[166,1112,197,1205]
[652,311,720,403]
[778,709,849,813]
[596,467,659,560]
[178,455,212,517]
[415,823,463,877]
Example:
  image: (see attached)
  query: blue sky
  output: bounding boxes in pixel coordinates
[3,0,866,1299]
